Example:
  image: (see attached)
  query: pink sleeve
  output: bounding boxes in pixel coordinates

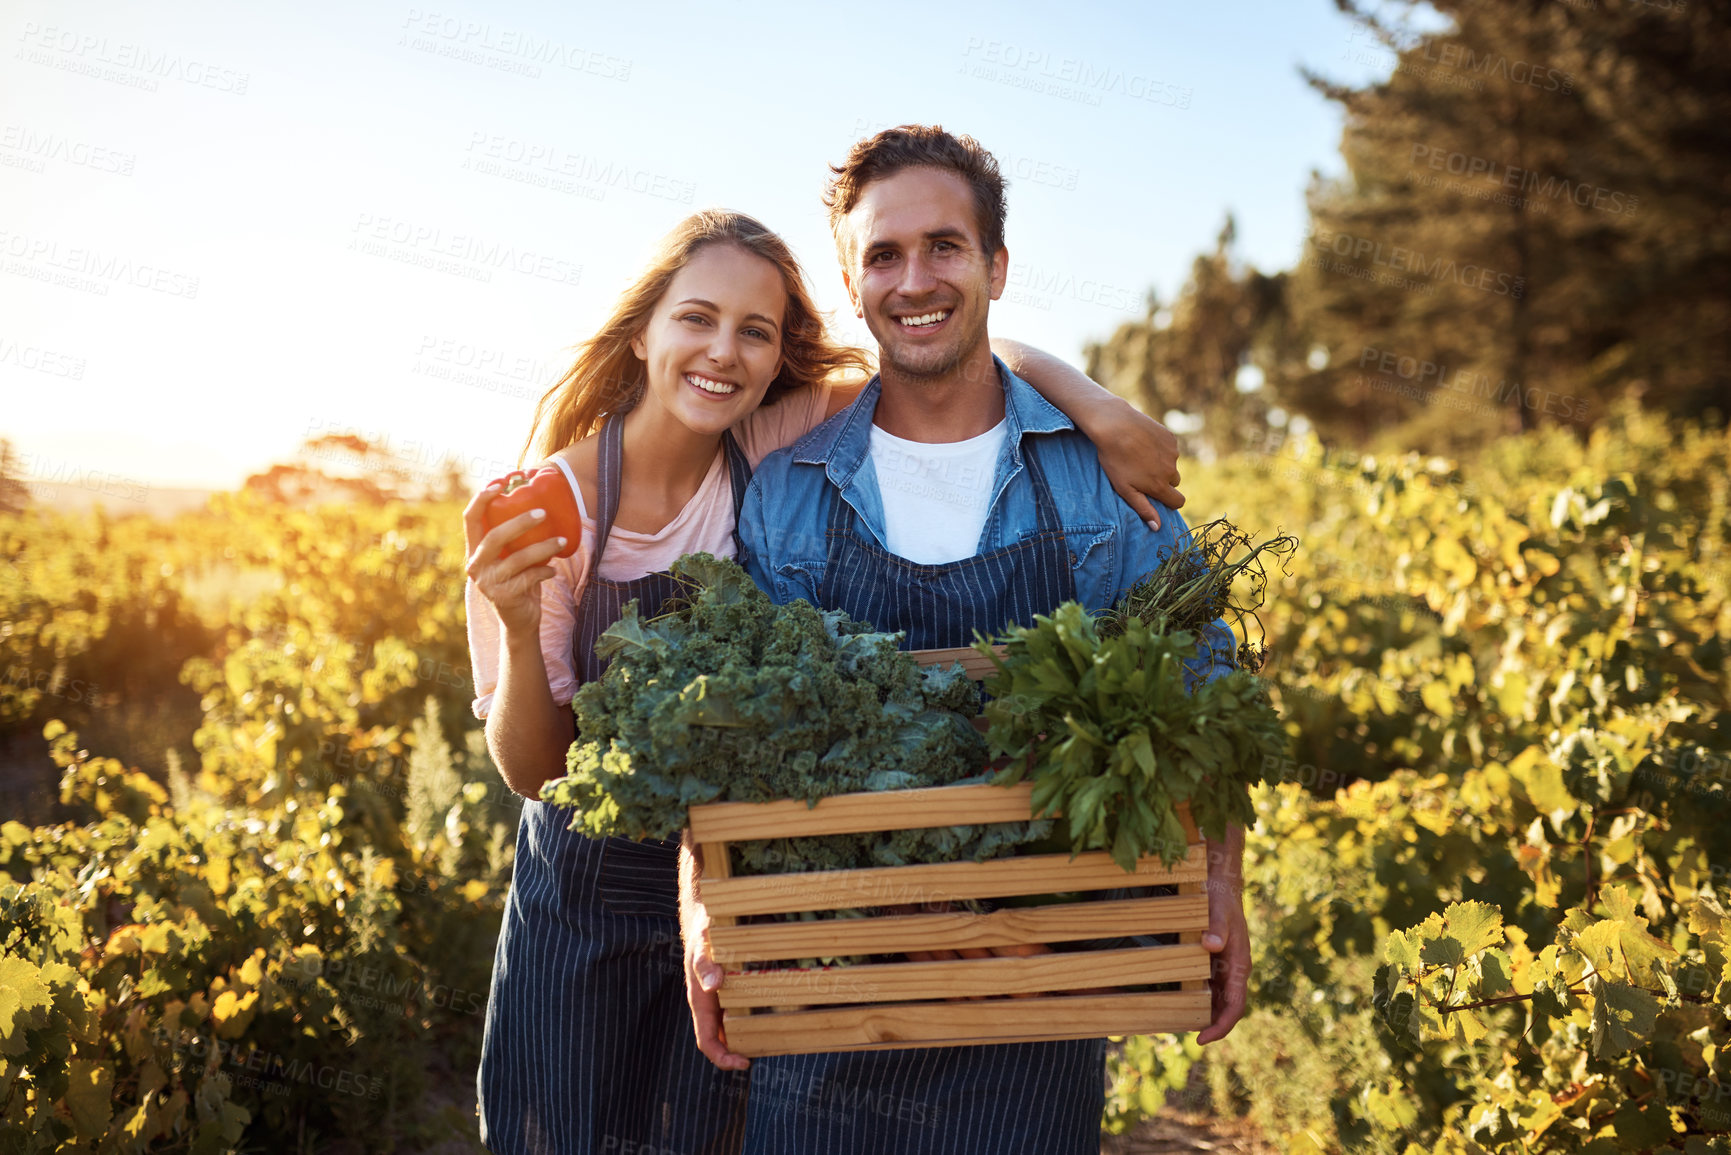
[466,534,593,721]
[733,382,837,468]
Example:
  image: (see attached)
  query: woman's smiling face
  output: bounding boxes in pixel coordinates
[630,242,788,436]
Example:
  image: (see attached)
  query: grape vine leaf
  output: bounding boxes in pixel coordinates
[1477,946,1515,998]
[64,1057,113,1141]
[1383,919,1431,973]
[1569,886,1677,989]
[1361,1082,1419,1131]
[1468,1102,1521,1147]
[1586,974,1659,1058]
[1528,944,1574,1019]
[1508,746,1575,814]
[1689,895,1728,943]
[1611,1097,1678,1151]
[1372,963,1423,1050]
[0,955,51,1056]
[1450,1001,1490,1046]
[1418,900,1504,968]
[1686,897,1731,1005]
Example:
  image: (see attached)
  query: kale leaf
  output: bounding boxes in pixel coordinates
[540,555,1044,874]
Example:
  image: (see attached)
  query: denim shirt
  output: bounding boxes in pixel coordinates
[737,356,1235,683]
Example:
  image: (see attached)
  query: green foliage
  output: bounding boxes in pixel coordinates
[541,554,1028,874]
[1084,216,1294,459]
[405,697,463,853]
[0,505,219,801]
[1289,0,1731,442]
[1376,890,1730,1148]
[1091,4,1731,454]
[0,493,507,1152]
[980,603,1285,870]
[3,400,1726,1151]
[1135,403,1731,1152]
[1103,1033,1202,1136]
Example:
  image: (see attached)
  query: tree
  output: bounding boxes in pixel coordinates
[242,433,469,506]
[0,439,33,514]
[1085,217,1292,460]
[1544,0,1731,419]
[1277,0,1729,448]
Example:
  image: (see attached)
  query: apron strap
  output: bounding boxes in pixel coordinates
[722,430,753,523]
[723,429,753,560]
[593,410,628,566]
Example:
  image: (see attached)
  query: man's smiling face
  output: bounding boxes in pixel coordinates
[842,166,1008,381]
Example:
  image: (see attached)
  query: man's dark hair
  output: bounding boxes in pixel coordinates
[823,124,1007,266]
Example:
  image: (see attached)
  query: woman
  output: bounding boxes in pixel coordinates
[462,209,1184,1155]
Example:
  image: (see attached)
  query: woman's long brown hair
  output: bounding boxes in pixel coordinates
[519,209,873,466]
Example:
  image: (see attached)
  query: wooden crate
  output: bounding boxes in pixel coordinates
[687,644,1214,1057]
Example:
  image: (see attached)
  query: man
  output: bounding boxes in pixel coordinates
[680,125,1249,1153]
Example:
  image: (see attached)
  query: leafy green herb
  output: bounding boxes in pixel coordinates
[980,606,1284,870]
[1100,516,1298,674]
[979,521,1296,870]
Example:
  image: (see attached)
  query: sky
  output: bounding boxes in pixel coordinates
[1,0,1403,493]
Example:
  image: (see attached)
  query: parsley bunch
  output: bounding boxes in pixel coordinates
[979,523,1295,871]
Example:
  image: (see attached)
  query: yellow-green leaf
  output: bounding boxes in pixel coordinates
[0,956,52,1056]
[65,1057,114,1140]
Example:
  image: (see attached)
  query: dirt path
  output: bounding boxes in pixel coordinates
[1105,1110,1280,1153]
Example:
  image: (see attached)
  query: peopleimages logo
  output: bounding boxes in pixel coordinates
[1412,41,1574,93]
[16,452,151,502]
[959,38,1191,109]
[462,132,695,204]
[0,125,135,175]
[152,1027,384,1100]
[0,230,200,299]
[1005,261,1141,313]
[0,336,87,379]
[16,23,251,94]
[347,213,582,287]
[1305,227,1525,298]
[1409,144,1638,216]
[1358,346,1590,422]
[399,9,631,80]
[1339,25,1574,95]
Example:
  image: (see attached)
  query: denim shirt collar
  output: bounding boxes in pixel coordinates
[792,354,1074,484]
[788,354,1075,551]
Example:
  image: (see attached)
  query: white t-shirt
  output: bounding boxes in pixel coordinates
[867,420,1007,565]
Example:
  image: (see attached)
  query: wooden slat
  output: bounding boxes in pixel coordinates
[709,896,1208,963]
[721,990,1213,1056]
[1178,879,1206,993]
[909,645,1005,678]
[719,944,1208,1009]
[699,841,733,883]
[690,782,1037,843]
[695,838,746,1015]
[690,784,1197,843]
[701,846,1207,917]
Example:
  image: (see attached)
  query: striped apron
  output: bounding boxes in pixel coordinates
[739,436,1106,1155]
[478,413,752,1155]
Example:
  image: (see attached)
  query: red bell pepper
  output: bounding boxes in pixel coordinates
[480,466,582,559]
